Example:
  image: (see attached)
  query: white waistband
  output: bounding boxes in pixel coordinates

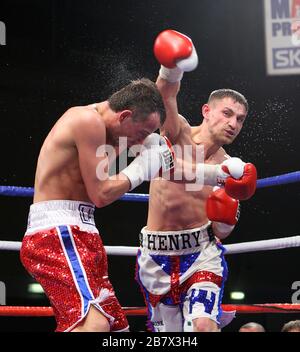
[139,222,214,255]
[26,200,98,234]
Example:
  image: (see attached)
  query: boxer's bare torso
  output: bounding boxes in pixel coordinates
[147,120,227,231]
[34,103,120,204]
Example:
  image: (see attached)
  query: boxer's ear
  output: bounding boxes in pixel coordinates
[119,110,132,123]
[202,104,210,121]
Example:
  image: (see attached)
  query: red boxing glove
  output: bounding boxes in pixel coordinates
[154,29,198,72]
[206,188,240,233]
[224,163,257,201]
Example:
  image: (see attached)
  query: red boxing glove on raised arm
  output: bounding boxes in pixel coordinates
[154,29,197,70]
[154,29,198,82]
[206,187,240,234]
[220,158,257,200]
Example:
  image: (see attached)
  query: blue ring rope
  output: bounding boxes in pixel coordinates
[0,171,299,201]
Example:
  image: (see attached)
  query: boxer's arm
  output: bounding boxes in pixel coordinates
[154,30,198,142]
[163,156,257,200]
[156,76,183,142]
[72,109,130,208]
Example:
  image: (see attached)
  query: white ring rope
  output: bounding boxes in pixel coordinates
[0,235,299,255]
[225,235,300,254]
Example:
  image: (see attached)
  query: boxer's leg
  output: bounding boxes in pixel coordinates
[71,305,110,332]
[182,281,221,332]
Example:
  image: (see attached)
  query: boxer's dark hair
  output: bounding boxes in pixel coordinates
[108,78,166,125]
[208,89,248,113]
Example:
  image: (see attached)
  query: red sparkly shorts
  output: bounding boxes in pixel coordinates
[20,200,129,332]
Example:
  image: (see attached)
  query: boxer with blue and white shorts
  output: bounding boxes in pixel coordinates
[138,30,256,332]
[135,223,233,332]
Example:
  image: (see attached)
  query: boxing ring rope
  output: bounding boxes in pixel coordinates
[1,304,300,317]
[1,235,300,255]
[1,170,300,200]
[0,170,300,318]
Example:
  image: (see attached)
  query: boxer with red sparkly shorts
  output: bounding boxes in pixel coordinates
[20,79,175,332]
[21,200,129,332]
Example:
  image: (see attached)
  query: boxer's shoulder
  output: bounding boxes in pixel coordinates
[64,106,105,135]
[165,114,191,141]
[65,105,100,120]
[208,147,230,165]
[50,106,106,150]
[220,147,230,162]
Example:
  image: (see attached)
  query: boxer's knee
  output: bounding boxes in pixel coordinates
[71,305,110,332]
[192,317,219,332]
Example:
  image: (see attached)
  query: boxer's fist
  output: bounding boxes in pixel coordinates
[158,135,175,173]
[154,30,198,82]
[206,187,240,233]
[154,29,198,71]
[216,158,257,200]
[143,133,175,173]
[121,134,174,190]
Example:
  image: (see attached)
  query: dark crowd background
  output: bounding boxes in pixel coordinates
[0,0,299,332]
